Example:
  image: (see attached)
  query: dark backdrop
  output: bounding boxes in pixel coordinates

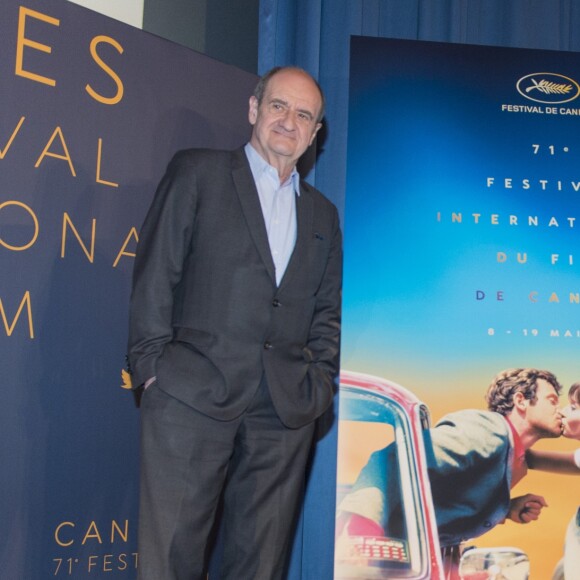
[0,1,255,577]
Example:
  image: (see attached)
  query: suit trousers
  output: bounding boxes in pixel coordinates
[137,376,316,580]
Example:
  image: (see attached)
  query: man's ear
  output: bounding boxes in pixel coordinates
[248,96,258,125]
[513,391,528,411]
[309,122,322,146]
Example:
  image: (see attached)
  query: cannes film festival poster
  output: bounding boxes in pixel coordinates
[336,37,580,578]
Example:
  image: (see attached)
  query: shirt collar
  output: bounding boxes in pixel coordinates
[244,143,300,195]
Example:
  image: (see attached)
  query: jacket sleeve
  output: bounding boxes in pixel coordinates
[127,152,197,389]
[304,204,343,391]
[426,410,511,479]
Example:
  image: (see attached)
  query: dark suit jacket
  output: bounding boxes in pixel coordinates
[128,147,342,428]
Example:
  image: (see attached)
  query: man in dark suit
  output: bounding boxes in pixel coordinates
[128,66,342,580]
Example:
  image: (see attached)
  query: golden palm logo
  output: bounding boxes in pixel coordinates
[517,73,580,104]
[525,78,573,96]
[121,368,133,389]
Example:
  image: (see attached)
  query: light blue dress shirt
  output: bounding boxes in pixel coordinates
[245,143,299,286]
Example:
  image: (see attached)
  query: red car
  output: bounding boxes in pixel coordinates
[335,370,530,580]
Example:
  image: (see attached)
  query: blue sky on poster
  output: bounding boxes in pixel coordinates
[341,38,580,391]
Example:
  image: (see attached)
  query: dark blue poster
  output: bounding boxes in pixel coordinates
[336,37,580,579]
[0,1,255,577]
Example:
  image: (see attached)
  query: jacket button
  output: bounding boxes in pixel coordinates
[264,342,273,350]
[272,299,281,307]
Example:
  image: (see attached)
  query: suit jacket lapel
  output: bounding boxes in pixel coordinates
[231,148,277,284]
[278,184,313,290]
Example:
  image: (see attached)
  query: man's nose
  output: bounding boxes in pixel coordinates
[279,109,297,130]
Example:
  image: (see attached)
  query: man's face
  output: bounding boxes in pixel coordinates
[248,69,322,171]
[525,379,562,438]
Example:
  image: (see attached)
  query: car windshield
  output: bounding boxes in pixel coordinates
[335,385,429,579]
